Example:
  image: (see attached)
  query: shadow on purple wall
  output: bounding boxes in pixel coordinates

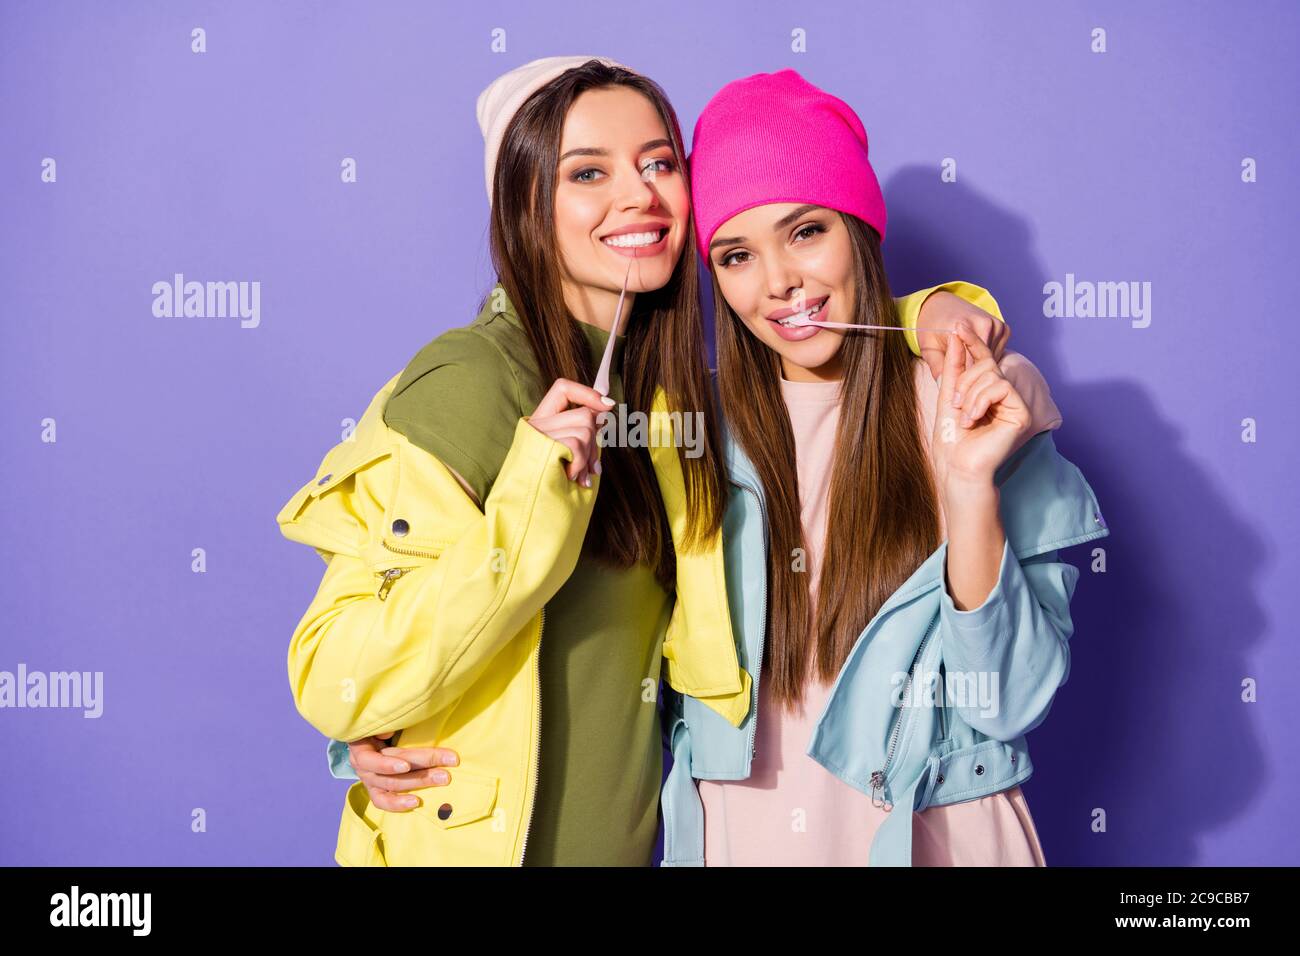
[884,164,1267,866]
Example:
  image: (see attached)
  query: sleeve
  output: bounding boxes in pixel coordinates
[284,415,598,743]
[893,280,1007,360]
[382,327,523,506]
[936,542,1079,742]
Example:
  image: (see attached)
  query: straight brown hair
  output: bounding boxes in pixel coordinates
[714,211,941,711]
[488,60,728,592]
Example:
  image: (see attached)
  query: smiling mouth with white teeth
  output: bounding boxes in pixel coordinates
[602,228,668,249]
[777,299,827,326]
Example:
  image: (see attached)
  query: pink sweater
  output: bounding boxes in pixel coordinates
[698,356,1060,866]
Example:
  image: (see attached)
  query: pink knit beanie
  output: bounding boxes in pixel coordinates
[688,69,887,264]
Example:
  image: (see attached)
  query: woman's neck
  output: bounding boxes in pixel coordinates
[781,352,844,383]
[563,280,636,333]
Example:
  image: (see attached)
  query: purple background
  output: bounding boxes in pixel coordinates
[2,0,1296,866]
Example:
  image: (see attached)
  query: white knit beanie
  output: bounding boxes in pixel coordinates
[476,55,635,204]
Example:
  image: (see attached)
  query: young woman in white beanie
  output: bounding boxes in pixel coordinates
[280,56,1013,866]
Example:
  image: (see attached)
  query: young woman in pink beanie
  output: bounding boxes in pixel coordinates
[660,67,1108,866]
[286,57,1025,866]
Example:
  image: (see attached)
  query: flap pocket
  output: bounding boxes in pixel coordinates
[335,781,388,866]
[408,768,500,830]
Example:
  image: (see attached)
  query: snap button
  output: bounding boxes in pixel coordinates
[936,774,944,785]
[317,473,333,486]
[392,518,410,536]
[974,764,985,775]
[437,803,453,820]
[1010,755,1017,764]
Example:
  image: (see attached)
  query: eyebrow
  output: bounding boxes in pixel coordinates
[709,204,824,252]
[558,139,674,162]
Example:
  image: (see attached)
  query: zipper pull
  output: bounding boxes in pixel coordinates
[870,770,893,811]
[377,567,407,601]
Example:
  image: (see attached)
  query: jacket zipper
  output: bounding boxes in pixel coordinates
[375,540,445,598]
[870,616,938,811]
[938,660,949,741]
[376,567,407,600]
[735,481,768,762]
[518,604,544,865]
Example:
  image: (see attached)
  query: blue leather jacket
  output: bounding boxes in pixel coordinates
[659,414,1109,866]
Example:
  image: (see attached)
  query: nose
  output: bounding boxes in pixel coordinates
[614,162,662,213]
[765,254,801,306]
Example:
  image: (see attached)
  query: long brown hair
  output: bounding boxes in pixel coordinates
[488,59,727,591]
[715,211,941,711]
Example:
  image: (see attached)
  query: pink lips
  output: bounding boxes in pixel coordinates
[766,295,829,341]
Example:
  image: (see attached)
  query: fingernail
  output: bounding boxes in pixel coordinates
[432,770,449,785]
[960,414,971,427]
[592,459,602,475]
[951,391,962,407]
[392,761,410,773]
[583,474,592,488]
[602,396,616,406]
[444,753,458,766]
[402,796,418,808]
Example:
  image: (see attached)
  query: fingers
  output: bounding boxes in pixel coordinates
[968,377,1028,426]
[357,744,461,813]
[952,335,1000,410]
[547,426,597,482]
[958,372,1004,427]
[379,746,460,770]
[937,330,965,411]
[531,377,617,419]
[526,380,609,486]
[952,321,995,365]
[365,782,424,812]
[359,765,452,793]
[348,736,411,775]
[960,374,1028,428]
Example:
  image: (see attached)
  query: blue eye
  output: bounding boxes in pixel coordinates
[643,157,676,177]
[572,167,605,183]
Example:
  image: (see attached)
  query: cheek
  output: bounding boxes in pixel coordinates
[663,177,691,220]
[554,187,608,245]
[715,273,752,322]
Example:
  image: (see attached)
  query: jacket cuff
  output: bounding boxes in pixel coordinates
[327,738,358,780]
[497,415,599,521]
